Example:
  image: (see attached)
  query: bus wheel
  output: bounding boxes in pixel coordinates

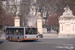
[11,36,12,40]
[8,36,10,40]
[8,36,10,41]
[18,37,19,42]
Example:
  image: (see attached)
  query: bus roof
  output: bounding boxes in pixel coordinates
[7,26,37,28]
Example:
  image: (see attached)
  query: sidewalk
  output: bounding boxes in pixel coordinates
[0,33,5,39]
[42,28,58,38]
[43,32,58,39]
[42,28,75,39]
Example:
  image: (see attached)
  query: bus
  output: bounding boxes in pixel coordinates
[5,27,38,41]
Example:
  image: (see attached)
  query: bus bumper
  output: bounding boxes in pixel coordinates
[6,38,38,41]
[24,38,38,40]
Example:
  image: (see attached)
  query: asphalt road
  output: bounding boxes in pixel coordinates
[0,38,75,50]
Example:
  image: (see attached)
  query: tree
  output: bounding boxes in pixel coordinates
[0,2,3,14]
[20,0,38,26]
[63,0,75,15]
[0,2,4,26]
[3,0,20,17]
[0,1,14,26]
[37,0,58,16]
[19,0,30,26]
[2,0,75,26]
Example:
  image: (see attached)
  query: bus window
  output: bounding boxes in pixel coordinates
[21,30,24,35]
[6,30,9,35]
[16,30,19,35]
[6,28,24,35]
[9,30,11,35]
[25,28,37,35]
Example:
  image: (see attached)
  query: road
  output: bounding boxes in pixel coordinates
[0,38,75,50]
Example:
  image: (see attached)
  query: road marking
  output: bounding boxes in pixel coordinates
[55,44,74,50]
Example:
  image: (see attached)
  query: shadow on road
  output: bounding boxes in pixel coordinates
[8,40,42,42]
[0,41,4,44]
[21,40,42,42]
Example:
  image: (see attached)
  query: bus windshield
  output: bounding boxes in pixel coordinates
[25,28,37,34]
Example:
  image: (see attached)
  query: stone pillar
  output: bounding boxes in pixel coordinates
[14,15,20,27]
[59,6,75,38]
[37,12,43,38]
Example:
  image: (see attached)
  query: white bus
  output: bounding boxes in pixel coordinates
[5,27,38,41]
